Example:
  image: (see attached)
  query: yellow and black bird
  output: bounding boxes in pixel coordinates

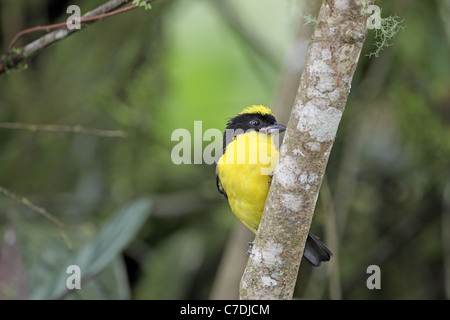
[216,105,331,266]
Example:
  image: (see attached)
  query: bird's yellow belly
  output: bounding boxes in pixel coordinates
[225,164,271,233]
[217,131,279,234]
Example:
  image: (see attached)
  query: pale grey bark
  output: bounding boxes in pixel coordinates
[240,0,375,300]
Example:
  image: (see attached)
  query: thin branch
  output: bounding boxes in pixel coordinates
[0,185,65,229]
[0,0,155,75]
[6,5,138,53]
[0,122,127,138]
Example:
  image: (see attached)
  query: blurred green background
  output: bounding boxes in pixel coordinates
[0,0,449,300]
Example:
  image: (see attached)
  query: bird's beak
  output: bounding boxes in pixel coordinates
[260,122,286,134]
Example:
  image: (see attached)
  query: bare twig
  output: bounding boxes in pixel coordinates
[0,185,65,229]
[0,0,155,75]
[0,122,126,138]
[6,5,139,53]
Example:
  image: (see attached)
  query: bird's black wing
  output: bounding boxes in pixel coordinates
[215,164,228,199]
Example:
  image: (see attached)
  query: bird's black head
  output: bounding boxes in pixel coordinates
[225,112,276,132]
[222,105,286,152]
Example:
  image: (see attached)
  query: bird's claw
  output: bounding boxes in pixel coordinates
[245,241,254,256]
[268,171,274,186]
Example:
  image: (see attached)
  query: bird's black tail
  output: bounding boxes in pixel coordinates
[303,232,332,267]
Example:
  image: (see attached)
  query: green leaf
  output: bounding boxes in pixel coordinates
[29,198,152,299]
[133,0,152,10]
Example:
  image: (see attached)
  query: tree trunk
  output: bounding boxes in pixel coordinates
[240,0,375,300]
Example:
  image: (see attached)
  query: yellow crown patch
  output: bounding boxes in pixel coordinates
[238,105,274,116]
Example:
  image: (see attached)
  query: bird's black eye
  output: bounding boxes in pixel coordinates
[250,119,260,127]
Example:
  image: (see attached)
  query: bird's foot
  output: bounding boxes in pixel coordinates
[268,171,274,186]
[245,241,254,256]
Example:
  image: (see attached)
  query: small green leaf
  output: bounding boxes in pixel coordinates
[133,0,152,10]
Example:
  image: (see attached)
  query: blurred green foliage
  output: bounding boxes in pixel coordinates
[0,0,449,300]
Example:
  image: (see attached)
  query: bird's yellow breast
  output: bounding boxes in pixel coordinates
[217,131,279,233]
